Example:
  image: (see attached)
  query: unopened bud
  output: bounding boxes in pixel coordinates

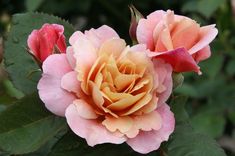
[173,72,184,89]
[129,5,144,44]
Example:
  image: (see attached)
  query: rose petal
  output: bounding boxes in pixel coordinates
[193,45,211,63]
[65,104,126,146]
[66,46,76,69]
[85,25,120,48]
[38,54,75,116]
[127,104,175,154]
[188,24,218,54]
[61,71,80,93]
[42,54,72,77]
[98,38,126,57]
[148,47,200,73]
[137,10,165,50]
[102,116,133,133]
[73,34,97,81]
[73,99,98,119]
[171,18,200,50]
[27,30,40,58]
[52,24,66,53]
[153,59,173,105]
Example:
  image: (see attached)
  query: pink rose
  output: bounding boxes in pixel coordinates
[136,10,218,73]
[37,25,175,154]
[27,23,66,63]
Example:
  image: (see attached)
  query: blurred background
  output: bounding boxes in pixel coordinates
[0,0,235,155]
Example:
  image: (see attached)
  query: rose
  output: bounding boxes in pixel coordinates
[37,25,175,154]
[136,10,218,73]
[27,23,66,63]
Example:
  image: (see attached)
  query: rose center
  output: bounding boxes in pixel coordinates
[80,51,154,118]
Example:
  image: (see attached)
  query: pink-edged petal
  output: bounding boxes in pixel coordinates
[42,54,72,77]
[98,38,126,57]
[148,47,200,73]
[61,71,80,93]
[121,111,162,139]
[72,34,97,81]
[38,75,76,116]
[85,25,120,49]
[153,59,173,105]
[66,46,76,69]
[102,116,133,133]
[193,45,211,63]
[129,44,147,52]
[188,24,218,54]
[137,10,165,50]
[65,104,126,146]
[69,31,83,45]
[73,99,98,119]
[38,54,75,116]
[127,104,175,154]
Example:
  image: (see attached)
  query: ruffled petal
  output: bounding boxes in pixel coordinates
[188,24,218,54]
[65,104,126,146]
[136,10,165,50]
[38,54,75,116]
[126,104,175,154]
[153,59,173,105]
[61,71,80,93]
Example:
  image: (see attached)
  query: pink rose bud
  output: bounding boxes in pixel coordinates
[129,5,143,43]
[27,23,66,64]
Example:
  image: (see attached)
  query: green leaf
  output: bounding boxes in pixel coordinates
[182,0,225,18]
[4,12,74,94]
[191,111,225,138]
[0,93,67,155]
[167,122,226,156]
[191,107,226,138]
[170,96,189,123]
[48,130,158,156]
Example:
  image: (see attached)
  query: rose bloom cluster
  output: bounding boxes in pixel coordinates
[27,10,217,154]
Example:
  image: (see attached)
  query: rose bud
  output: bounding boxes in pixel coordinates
[27,23,66,65]
[129,5,144,43]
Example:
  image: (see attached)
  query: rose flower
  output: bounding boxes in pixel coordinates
[27,23,66,63]
[136,10,218,73]
[37,25,175,154]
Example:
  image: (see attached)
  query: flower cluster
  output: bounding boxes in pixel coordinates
[27,9,217,154]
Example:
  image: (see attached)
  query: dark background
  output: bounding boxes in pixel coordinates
[0,0,235,155]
